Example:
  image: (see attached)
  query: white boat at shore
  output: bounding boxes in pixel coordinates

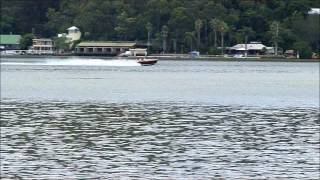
[227,54,261,59]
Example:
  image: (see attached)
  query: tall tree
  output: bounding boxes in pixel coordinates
[209,18,220,48]
[217,20,229,55]
[114,12,137,40]
[168,7,193,52]
[195,19,203,50]
[161,25,169,53]
[145,22,153,53]
[270,21,280,55]
[184,31,195,51]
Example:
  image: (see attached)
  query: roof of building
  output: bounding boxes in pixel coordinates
[33,38,53,41]
[67,26,80,30]
[0,34,21,45]
[308,8,320,14]
[77,41,136,47]
[230,42,266,50]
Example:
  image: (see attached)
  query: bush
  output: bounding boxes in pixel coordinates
[20,33,35,50]
[208,47,220,55]
[53,37,70,52]
[293,41,312,59]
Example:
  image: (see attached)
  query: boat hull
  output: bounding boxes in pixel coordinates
[137,59,158,66]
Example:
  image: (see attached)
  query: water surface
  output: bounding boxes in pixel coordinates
[1,57,319,179]
[1,57,319,107]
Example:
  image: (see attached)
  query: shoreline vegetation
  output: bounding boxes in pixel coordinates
[1,0,319,59]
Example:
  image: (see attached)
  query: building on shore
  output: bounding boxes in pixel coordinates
[66,26,81,42]
[227,42,275,55]
[0,34,21,50]
[75,41,138,56]
[57,26,82,50]
[29,38,55,54]
[308,8,320,15]
[119,48,148,57]
[129,48,147,56]
[58,26,81,42]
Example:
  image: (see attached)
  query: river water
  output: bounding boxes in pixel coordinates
[1,57,319,179]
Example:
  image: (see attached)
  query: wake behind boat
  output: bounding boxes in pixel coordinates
[137,58,158,66]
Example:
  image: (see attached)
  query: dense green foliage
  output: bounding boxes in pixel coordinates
[1,0,319,56]
[20,33,36,50]
[53,36,70,53]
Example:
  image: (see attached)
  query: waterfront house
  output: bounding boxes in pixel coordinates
[66,26,81,42]
[29,38,55,54]
[58,26,81,42]
[308,8,320,15]
[0,34,21,50]
[75,41,137,56]
[227,42,274,55]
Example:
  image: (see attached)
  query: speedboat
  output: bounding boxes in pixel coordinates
[137,58,158,66]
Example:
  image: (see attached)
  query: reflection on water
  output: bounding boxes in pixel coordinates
[1,100,319,179]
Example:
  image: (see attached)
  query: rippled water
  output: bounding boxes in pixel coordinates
[1,58,319,179]
[1,101,319,179]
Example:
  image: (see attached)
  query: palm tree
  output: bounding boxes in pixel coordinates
[270,21,279,55]
[184,31,195,51]
[145,22,152,53]
[217,20,229,55]
[161,25,169,53]
[172,38,177,53]
[195,19,203,50]
[209,18,219,48]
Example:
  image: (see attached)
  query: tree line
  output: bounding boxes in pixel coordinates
[1,0,319,58]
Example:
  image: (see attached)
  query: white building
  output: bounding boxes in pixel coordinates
[29,38,55,54]
[75,41,137,56]
[130,48,147,56]
[66,26,81,41]
[308,8,320,15]
[58,26,81,42]
[228,42,274,55]
[119,48,147,56]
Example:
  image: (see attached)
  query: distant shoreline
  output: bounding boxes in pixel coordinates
[1,54,319,62]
